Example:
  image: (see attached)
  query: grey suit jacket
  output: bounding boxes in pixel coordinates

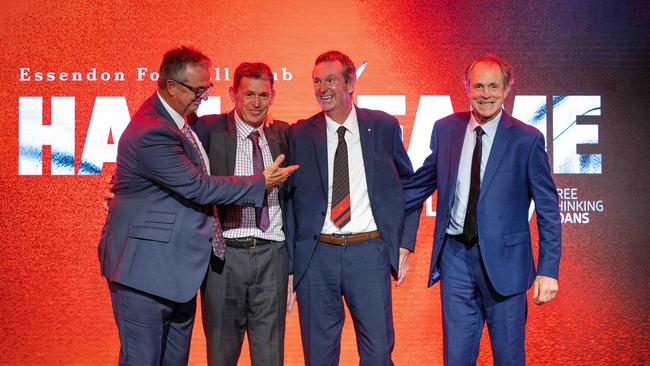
[192,110,291,229]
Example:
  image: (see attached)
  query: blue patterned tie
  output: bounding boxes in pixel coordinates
[182,123,226,259]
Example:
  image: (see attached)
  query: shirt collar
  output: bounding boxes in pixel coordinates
[469,108,502,137]
[234,110,266,141]
[157,91,185,129]
[325,106,359,136]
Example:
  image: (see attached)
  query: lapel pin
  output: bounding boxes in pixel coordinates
[368,128,372,132]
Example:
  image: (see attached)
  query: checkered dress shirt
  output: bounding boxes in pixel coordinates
[221,113,285,241]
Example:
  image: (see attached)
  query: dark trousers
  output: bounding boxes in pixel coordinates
[108,280,196,366]
[296,238,394,366]
[440,236,527,366]
[201,240,288,366]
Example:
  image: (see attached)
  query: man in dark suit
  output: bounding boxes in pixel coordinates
[403,54,562,365]
[192,62,292,366]
[285,50,420,366]
[98,47,296,365]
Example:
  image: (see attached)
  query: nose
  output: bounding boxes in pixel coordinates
[480,87,490,98]
[252,96,260,107]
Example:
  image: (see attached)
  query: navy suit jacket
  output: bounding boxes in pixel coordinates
[286,106,420,287]
[404,111,561,296]
[192,110,291,226]
[98,94,265,303]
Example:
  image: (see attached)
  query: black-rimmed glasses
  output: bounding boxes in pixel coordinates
[171,79,213,98]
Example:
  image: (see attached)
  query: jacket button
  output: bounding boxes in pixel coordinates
[313,235,318,240]
[321,211,326,216]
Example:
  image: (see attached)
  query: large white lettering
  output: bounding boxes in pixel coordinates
[19,97,75,175]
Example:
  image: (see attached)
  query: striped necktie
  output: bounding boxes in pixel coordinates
[182,123,226,259]
[331,126,351,228]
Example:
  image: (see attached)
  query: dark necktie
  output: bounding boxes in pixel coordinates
[248,131,270,232]
[182,123,226,259]
[462,126,484,245]
[331,126,351,228]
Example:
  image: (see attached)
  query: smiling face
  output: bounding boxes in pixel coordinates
[229,76,274,128]
[312,60,355,123]
[466,61,509,124]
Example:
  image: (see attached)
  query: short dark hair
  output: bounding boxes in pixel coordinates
[463,54,514,91]
[232,62,275,92]
[315,50,356,84]
[157,46,211,89]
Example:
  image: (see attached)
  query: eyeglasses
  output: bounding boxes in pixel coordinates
[171,79,213,98]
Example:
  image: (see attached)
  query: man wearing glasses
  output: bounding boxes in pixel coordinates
[98,46,297,365]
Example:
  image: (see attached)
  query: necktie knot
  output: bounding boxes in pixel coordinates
[248,130,261,144]
[474,126,484,137]
[337,126,346,140]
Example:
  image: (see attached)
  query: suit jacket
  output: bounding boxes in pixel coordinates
[192,110,291,227]
[403,111,562,296]
[98,94,265,303]
[286,106,420,287]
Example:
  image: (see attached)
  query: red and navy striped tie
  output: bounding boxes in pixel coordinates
[331,126,351,228]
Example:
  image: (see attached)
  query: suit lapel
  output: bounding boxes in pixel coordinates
[447,113,469,210]
[265,126,282,161]
[152,93,178,129]
[356,107,376,199]
[224,111,238,175]
[479,112,513,202]
[311,113,329,198]
[153,93,203,168]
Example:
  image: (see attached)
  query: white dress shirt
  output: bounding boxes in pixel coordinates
[321,108,378,234]
[447,110,502,235]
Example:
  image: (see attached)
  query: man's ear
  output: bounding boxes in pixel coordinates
[228,86,237,104]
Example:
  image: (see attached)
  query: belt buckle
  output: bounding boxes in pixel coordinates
[331,233,348,245]
[251,237,256,248]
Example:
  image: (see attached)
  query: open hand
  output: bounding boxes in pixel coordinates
[263,154,299,189]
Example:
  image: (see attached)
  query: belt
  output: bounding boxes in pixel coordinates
[318,230,381,245]
[225,237,281,249]
[446,233,479,246]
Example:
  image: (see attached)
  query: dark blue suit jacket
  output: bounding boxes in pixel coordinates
[404,111,561,296]
[286,106,420,287]
[98,94,265,303]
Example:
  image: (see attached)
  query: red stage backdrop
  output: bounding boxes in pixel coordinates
[1,1,649,365]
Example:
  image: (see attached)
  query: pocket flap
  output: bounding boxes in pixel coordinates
[128,226,172,243]
[504,231,530,247]
[145,212,177,224]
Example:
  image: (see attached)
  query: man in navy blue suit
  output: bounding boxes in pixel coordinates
[98,46,296,365]
[403,54,562,365]
[285,50,420,366]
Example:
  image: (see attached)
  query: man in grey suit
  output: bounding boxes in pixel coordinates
[98,47,296,365]
[193,62,292,366]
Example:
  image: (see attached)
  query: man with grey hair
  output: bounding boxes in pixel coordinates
[99,46,296,365]
[286,50,420,366]
[403,54,561,365]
